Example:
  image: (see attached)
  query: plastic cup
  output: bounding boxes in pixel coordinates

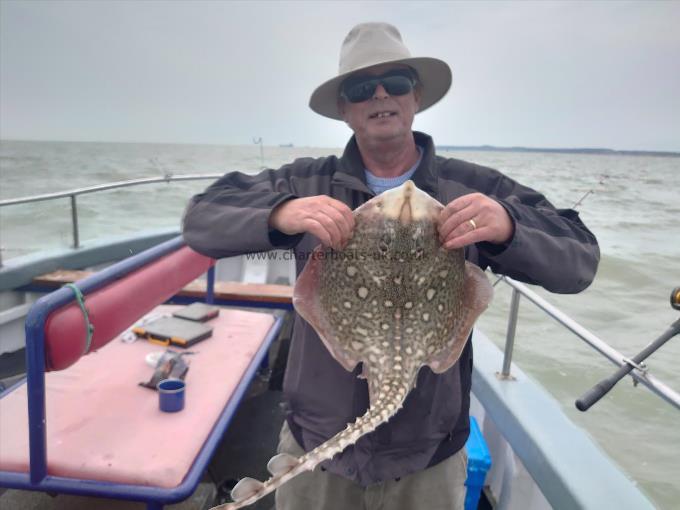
[157,378,185,412]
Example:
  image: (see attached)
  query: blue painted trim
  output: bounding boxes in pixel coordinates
[2,235,287,506]
[471,330,655,510]
[0,470,191,503]
[24,317,47,483]
[2,311,283,505]
[63,236,185,296]
[166,295,293,311]
[18,236,183,486]
[176,314,283,495]
[214,299,293,310]
[206,266,215,304]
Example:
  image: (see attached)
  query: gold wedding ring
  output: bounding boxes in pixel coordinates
[468,218,477,231]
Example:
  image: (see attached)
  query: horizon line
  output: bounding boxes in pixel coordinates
[1,138,678,156]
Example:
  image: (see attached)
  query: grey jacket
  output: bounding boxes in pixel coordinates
[182,131,599,485]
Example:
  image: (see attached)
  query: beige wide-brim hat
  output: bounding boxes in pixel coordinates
[310,22,452,120]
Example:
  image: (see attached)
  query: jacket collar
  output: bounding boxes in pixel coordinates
[333,131,438,197]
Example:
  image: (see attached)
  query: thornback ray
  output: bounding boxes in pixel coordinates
[210,180,493,510]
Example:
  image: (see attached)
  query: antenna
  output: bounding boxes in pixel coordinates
[252,137,265,169]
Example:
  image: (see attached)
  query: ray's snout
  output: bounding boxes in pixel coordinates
[377,180,440,223]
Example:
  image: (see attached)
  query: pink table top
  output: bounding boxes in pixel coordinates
[0,305,276,488]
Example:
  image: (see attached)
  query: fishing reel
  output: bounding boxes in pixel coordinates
[671,287,680,311]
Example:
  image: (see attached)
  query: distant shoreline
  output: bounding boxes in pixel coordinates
[1,138,678,157]
[436,145,680,158]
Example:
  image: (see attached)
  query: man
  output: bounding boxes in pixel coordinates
[183,22,599,510]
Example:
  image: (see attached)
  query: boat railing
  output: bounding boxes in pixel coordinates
[0,174,223,266]
[495,275,680,411]
[3,179,678,412]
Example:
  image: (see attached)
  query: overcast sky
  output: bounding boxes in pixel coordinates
[1,0,678,151]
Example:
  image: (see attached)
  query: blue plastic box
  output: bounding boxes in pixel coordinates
[464,416,492,510]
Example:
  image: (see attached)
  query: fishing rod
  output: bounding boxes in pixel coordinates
[571,174,609,209]
[575,287,680,411]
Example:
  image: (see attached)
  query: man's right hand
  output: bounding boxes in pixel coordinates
[269,196,355,250]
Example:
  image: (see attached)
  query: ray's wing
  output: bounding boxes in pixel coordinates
[293,245,362,372]
[427,262,493,373]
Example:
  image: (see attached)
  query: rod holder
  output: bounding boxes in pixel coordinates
[576,316,680,411]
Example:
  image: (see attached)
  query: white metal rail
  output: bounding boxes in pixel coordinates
[496,275,680,410]
[0,174,222,263]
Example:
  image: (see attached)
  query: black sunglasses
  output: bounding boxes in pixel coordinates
[340,69,418,103]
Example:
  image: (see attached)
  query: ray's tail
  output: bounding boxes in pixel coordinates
[209,377,411,510]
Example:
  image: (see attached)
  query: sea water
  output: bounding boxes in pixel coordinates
[1,139,679,508]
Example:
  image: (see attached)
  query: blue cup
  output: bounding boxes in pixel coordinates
[157,378,185,412]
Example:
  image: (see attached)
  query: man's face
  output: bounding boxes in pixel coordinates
[338,64,421,145]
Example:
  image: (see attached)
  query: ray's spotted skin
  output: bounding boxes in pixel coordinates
[211,181,493,509]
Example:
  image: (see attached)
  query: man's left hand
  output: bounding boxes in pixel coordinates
[438,193,514,250]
